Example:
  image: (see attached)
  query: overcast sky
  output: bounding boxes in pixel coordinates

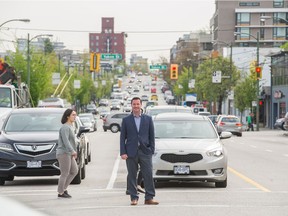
[0,0,215,63]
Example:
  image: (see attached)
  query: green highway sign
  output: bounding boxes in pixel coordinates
[101,53,122,60]
[150,65,167,70]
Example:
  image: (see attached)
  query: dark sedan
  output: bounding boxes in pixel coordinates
[0,108,89,185]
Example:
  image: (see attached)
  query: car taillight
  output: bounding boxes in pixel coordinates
[219,122,225,126]
[236,123,242,127]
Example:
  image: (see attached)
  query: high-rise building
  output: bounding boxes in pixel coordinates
[211,0,288,50]
[89,17,127,61]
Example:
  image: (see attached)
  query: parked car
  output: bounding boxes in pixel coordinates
[215,115,243,137]
[75,116,91,165]
[78,113,97,131]
[0,108,89,185]
[151,87,156,93]
[153,113,231,188]
[102,112,130,133]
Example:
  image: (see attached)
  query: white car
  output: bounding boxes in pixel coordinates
[152,113,231,188]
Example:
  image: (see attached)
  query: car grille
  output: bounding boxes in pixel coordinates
[160,153,203,163]
[14,143,56,157]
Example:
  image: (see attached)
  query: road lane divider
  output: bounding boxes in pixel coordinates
[106,154,121,190]
[228,167,271,192]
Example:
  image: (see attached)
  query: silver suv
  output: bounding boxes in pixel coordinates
[102,112,130,133]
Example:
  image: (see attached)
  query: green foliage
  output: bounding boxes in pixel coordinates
[195,57,239,104]
[280,41,288,51]
[234,77,256,113]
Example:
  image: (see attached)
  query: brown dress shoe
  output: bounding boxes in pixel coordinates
[144,199,159,205]
[131,199,138,205]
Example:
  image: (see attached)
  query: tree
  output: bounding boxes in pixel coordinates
[234,61,258,122]
[195,56,240,114]
[234,77,256,122]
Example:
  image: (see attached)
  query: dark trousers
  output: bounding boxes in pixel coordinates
[126,149,155,201]
[247,123,254,131]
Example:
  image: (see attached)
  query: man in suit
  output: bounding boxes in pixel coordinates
[120,97,159,206]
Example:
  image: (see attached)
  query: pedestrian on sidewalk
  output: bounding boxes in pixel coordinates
[247,113,254,131]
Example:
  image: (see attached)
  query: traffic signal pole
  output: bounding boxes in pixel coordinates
[256,32,260,131]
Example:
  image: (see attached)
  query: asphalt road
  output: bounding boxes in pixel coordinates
[1,76,288,215]
[1,125,288,216]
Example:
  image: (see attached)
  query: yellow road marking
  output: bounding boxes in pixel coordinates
[228,167,271,192]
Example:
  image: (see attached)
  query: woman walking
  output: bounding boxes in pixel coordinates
[56,108,78,198]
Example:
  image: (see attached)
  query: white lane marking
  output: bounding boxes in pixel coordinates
[284,154,288,157]
[106,154,121,190]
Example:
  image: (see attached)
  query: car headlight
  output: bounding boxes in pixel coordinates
[207,148,223,157]
[0,143,13,151]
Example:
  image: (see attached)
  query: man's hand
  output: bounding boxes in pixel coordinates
[121,154,128,160]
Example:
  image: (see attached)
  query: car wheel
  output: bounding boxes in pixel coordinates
[81,163,86,180]
[215,178,227,188]
[104,128,107,132]
[237,133,242,137]
[7,176,14,181]
[0,178,5,185]
[110,124,120,133]
[88,153,91,162]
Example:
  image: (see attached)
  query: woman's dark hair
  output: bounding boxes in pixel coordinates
[61,108,74,124]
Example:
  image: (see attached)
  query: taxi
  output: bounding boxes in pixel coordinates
[150,94,158,101]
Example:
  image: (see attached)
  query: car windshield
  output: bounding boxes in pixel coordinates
[4,112,63,132]
[154,120,217,139]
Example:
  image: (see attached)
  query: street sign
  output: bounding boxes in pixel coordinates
[100,53,122,60]
[212,71,221,83]
[74,80,81,89]
[188,79,195,88]
[150,65,167,70]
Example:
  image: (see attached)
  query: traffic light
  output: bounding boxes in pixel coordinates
[90,53,100,72]
[255,66,262,79]
[170,64,178,80]
[259,99,264,106]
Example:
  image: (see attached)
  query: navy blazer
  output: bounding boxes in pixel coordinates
[120,113,155,157]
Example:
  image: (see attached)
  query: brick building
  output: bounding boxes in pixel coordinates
[89,17,127,61]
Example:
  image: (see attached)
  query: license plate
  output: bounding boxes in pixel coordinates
[173,165,190,175]
[27,161,42,168]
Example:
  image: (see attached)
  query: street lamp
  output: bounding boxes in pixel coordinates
[234,31,260,131]
[27,33,53,88]
[0,19,30,28]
